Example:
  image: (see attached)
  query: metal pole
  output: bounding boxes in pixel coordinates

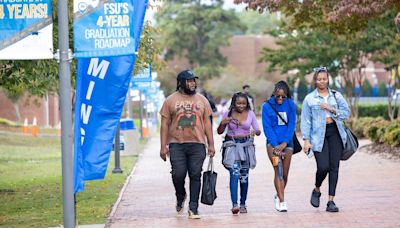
[58,0,75,227]
[127,83,133,119]
[139,90,143,139]
[112,123,123,173]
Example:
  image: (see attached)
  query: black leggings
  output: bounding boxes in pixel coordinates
[314,123,343,196]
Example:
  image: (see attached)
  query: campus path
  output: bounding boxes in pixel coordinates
[107,130,400,227]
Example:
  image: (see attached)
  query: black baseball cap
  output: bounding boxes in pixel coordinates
[177,70,198,80]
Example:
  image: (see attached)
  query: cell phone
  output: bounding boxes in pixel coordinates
[307,148,314,158]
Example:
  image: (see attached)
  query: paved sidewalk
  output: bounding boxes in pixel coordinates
[107,132,400,227]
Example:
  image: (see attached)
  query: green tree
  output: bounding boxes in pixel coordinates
[234,0,400,34]
[362,79,372,97]
[156,0,246,79]
[378,82,387,97]
[237,10,275,35]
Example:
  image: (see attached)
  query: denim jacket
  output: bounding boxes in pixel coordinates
[300,89,350,152]
[222,138,256,169]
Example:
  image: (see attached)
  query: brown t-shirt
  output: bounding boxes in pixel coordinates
[160,91,212,144]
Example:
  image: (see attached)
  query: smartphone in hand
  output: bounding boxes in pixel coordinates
[307,148,314,158]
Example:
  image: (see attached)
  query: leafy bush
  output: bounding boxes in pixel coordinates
[382,121,400,146]
[358,104,398,120]
[350,117,382,137]
[364,118,390,143]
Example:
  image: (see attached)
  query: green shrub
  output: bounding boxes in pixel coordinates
[358,104,398,120]
[382,121,400,146]
[351,117,382,137]
[364,119,390,143]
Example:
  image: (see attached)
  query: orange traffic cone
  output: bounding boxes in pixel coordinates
[142,119,149,138]
[22,118,29,134]
[31,117,38,137]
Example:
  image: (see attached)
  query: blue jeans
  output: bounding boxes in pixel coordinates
[229,161,249,207]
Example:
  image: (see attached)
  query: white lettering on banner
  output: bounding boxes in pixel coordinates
[94,38,130,49]
[103,2,129,14]
[86,81,95,100]
[87,58,110,79]
[85,28,130,39]
[80,127,85,145]
[4,3,48,19]
[81,103,92,124]
[80,58,110,145]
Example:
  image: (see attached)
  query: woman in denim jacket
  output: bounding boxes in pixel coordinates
[300,67,350,213]
[217,92,261,215]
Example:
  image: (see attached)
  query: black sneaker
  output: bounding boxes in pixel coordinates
[176,194,187,214]
[310,189,321,208]
[326,201,339,212]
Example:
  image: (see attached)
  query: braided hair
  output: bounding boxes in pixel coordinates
[272,80,292,99]
[227,92,251,117]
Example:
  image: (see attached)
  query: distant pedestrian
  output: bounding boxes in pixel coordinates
[159,70,216,219]
[217,92,261,215]
[301,67,350,213]
[242,84,255,111]
[261,81,297,212]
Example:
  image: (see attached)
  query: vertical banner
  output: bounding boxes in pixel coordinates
[73,0,136,57]
[73,0,149,193]
[0,0,53,59]
[73,56,135,193]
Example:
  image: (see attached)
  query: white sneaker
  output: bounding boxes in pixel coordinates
[279,202,288,212]
[274,195,280,211]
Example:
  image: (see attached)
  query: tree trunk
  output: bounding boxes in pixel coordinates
[13,102,21,123]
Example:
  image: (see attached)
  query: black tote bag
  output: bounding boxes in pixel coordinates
[331,91,359,160]
[201,157,217,205]
[341,126,359,160]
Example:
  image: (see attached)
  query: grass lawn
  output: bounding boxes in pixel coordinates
[0,134,139,227]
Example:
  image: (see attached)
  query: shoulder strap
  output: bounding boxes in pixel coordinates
[332,90,337,101]
[267,101,288,126]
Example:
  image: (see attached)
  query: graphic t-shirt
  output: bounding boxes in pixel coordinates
[160,91,213,144]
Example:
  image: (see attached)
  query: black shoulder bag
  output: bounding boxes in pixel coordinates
[267,101,302,154]
[332,91,359,160]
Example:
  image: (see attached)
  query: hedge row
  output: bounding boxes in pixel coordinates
[350,117,400,147]
[358,104,398,120]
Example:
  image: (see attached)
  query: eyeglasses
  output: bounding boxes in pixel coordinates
[275,95,287,99]
[313,66,328,72]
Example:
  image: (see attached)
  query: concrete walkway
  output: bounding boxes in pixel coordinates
[107,132,400,227]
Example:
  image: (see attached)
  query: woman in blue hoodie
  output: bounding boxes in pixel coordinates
[261,81,297,212]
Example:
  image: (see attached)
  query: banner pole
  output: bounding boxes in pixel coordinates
[58,0,75,227]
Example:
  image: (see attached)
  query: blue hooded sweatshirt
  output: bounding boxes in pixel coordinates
[261,97,297,147]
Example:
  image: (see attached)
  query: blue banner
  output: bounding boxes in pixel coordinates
[73,0,135,58]
[0,0,53,59]
[132,66,152,82]
[74,56,135,193]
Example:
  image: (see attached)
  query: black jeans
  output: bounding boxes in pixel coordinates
[314,123,343,196]
[169,143,206,211]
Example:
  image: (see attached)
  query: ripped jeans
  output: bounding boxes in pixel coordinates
[229,160,249,207]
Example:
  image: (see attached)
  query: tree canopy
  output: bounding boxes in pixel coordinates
[234,0,400,34]
[156,0,246,79]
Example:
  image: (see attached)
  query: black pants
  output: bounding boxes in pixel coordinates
[169,143,206,211]
[314,123,343,196]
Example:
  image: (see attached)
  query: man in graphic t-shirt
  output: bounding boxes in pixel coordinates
[159,70,215,219]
